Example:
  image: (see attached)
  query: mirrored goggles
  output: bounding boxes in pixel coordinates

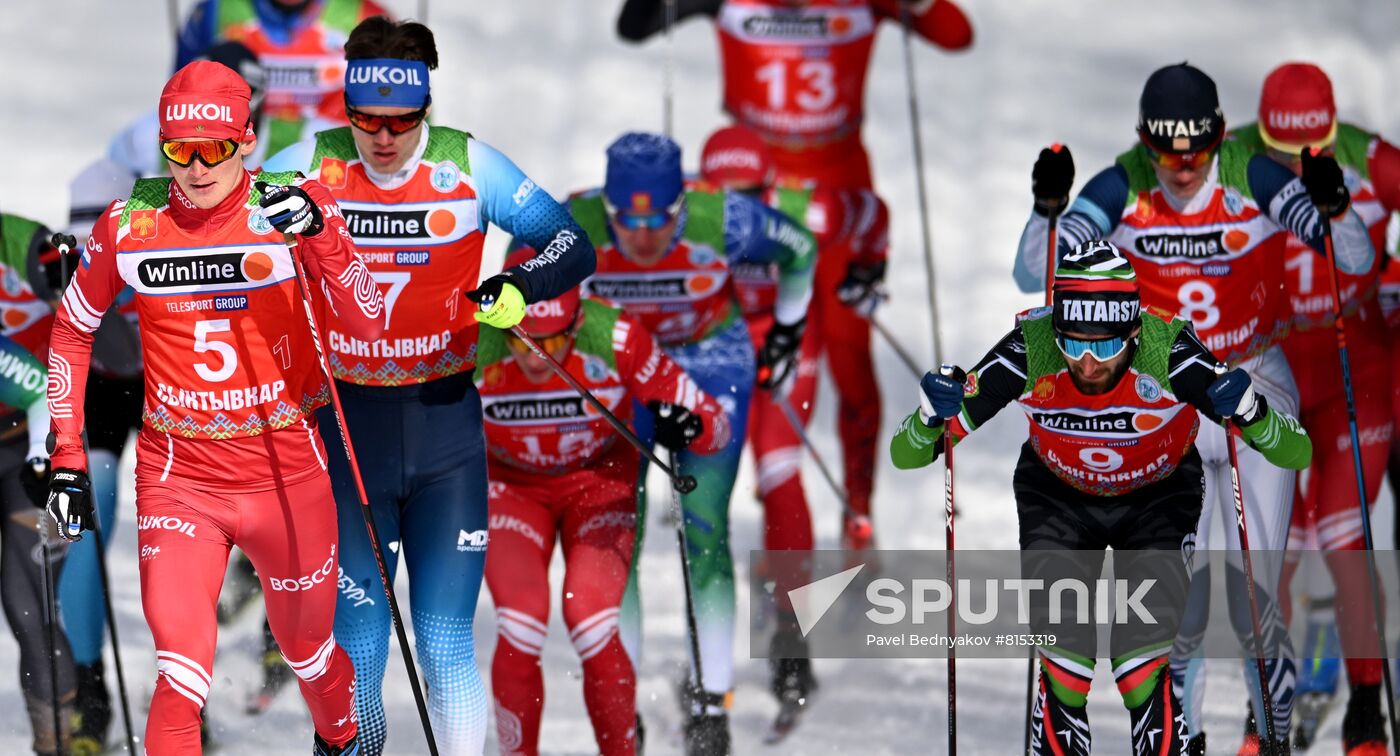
[346,105,429,135]
[603,194,685,230]
[160,139,240,168]
[1056,334,1129,362]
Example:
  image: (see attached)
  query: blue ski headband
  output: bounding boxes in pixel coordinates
[344,58,431,108]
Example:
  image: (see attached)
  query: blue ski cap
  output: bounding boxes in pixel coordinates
[604,132,684,229]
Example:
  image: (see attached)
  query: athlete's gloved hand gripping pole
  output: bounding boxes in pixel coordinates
[1305,144,1400,748]
[44,233,140,755]
[260,183,442,756]
[1032,144,1074,305]
[1211,363,1281,749]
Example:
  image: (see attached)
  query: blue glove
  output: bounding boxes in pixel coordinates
[1207,367,1265,425]
[918,370,964,426]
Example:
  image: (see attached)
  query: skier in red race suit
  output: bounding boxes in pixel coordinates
[479,248,729,756]
[618,0,973,542]
[43,61,385,756]
[699,124,888,554]
[1233,61,1400,754]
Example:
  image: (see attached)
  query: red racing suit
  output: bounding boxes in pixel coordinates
[48,168,385,753]
[727,181,888,549]
[477,298,726,756]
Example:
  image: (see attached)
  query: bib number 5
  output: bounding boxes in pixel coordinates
[193,319,237,382]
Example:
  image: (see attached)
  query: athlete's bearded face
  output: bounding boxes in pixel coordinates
[611,216,680,266]
[1061,327,1139,395]
[350,105,428,175]
[167,138,257,210]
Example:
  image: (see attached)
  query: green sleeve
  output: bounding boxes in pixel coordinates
[1238,405,1312,470]
[0,335,46,413]
[889,412,946,470]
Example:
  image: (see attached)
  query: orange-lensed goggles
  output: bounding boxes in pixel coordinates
[346,105,429,135]
[160,139,240,168]
[1140,132,1222,172]
[505,330,573,358]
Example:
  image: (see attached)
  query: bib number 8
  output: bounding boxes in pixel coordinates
[1177,281,1220,331]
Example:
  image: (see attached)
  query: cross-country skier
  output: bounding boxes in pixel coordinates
[480,248,729,756]
[1232,61,1400,755]
[176,0,391,157]
[44,59,385,755]
[697,123,887,736]
[618,0,969,533]
[616,0,972,190]
[0,212,75,755]
[567,132,815,754]
[1014,62,1376,753]
[259,16,597,754]
[58,41,270,747]
[894,240,1312,755]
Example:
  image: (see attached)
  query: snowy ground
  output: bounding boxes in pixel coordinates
[3,0,1400,753]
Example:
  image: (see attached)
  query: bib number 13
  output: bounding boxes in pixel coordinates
[756,59,836,112]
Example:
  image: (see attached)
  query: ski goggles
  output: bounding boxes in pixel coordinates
[160,138,240,168]
[346,105,429,136]
[603,194,685,230]
[1140,131,1222,172]
[505,329,574,358]
[1056,333,1129,362]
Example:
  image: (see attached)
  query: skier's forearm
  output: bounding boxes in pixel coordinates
[47,316,95,471]
[502,195,597,303]
[1238,406,1312,471]
[890,412,944,469]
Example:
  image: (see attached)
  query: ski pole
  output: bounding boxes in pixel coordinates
[1023,646,1035,754]
[90,523,137,754]
[1216,364,1278,747]
[662,0,677,137]
[167,0,180,43]
[668,448,709,708]
[282,231,440,756]
[1317,209,1400,750]
[417,0,428,23]
[506,325,697,493]
[37,518,64,753]
[869,316,922,379]
[771,393,865,526]
[51,232,136,753]
[941,363,963,754]
[899,6,944,366]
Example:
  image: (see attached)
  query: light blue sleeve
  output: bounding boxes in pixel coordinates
[259,138,318,175]
[466,138,539,232]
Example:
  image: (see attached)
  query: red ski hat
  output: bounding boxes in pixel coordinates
[505,247,581,337]
[1258,62,1336,155]
[159,60,254,142]
[700,125,773,188]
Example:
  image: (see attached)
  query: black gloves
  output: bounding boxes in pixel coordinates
[1300,147,1350,217]
[836,261,887,317]
[758,318,804,392]
[1032,144,1075,217]
[46,468,94,542]
[649,401,705,451]
[256,182,325,237]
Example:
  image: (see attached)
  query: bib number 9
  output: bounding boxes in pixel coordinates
[1177,281,1220,331]
[1079,447,1124,474]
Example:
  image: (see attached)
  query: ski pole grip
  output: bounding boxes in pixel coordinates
[940,363,967,383]
[49,233,78,254]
